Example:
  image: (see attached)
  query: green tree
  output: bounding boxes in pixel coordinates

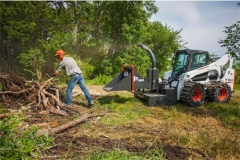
[219,3,239,56]
[142,22,184,76]
[219,3,240,82]
[88,1,157,76]
[94,1,157,57]
[219,21,240,56]
[0,1,184,80]
[0,1,55,79]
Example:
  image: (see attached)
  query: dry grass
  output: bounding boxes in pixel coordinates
[44,86,240,159]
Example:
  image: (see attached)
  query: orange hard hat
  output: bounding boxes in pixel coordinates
[55,49,65,59]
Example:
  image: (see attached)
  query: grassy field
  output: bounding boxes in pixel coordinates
[52,84,240,160]
[2,83,239,159]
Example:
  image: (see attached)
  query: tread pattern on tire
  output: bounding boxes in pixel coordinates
[180,82,205,107]
[208,83,231,103]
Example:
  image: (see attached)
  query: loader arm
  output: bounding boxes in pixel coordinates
[186,54,235,90]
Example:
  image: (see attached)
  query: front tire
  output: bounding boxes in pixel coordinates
[180,82,205,107]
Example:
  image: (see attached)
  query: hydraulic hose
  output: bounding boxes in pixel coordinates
[137,44,157,69]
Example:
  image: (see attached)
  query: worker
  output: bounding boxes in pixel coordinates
[53,49,94,107]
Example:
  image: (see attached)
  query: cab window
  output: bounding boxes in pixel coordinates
[189,53,207,70]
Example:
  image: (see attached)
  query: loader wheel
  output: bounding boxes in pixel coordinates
[180,82,205,107]
[209,83,231,103]
[191,88,203,101]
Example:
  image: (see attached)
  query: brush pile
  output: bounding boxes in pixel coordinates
[0,73,74,116]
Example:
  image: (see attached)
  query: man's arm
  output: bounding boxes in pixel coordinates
[53,61,65,76]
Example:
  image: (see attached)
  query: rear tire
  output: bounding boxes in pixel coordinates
[209,83,231,103]
[180,82,205,107]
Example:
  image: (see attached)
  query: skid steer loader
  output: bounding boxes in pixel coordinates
[103,44,236,107]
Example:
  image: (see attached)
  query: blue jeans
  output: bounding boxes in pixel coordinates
[66,73,92,105]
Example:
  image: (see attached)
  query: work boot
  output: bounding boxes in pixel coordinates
[87,101,94,108]
[65,104,72,107]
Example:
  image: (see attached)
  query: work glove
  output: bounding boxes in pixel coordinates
[52,73,57,77]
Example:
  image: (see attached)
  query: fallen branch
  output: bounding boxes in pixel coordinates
[33,122,59,129]
[40,77,54,91]
[0,85,35,95]
[50,113,91,134]
[37,113,92,135]
[43,89,65,108]
[35,113,106,136]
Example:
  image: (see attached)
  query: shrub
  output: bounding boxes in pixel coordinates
[0,115,53,159]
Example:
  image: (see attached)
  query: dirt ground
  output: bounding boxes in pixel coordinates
[23,86,206,160]
[0,75,229,160]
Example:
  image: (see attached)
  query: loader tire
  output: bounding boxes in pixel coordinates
[180,82,205,107]
[208,83,231,103]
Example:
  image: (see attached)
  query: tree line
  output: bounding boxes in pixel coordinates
[0,1,238,80]
[0,1,185,80]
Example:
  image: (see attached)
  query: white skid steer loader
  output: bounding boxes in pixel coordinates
[104,44,237,107]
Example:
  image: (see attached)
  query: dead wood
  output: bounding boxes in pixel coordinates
[0,85,35,95]
[48,87,59,99]
[62,105,80,113]
[37,113,92,135]
[40,77,54,90]
[0,113,20,119]
[42,89,65,108]
[48,107,68,116]
[50,113,92,134]
[0,73,71,116]
[33,122,59,129]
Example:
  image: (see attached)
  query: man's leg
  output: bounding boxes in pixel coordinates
[66,75,78,105]
[76,74,93,105]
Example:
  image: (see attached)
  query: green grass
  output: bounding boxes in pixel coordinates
[86,75,113,85]
[97,93,150,125]
[86,149,145,160]
[206,101,240,130]
[86,148,165,160]
[78,79,240,159]
[234,83,240,90]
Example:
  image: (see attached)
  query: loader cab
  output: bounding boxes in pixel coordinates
[171,49,210,79]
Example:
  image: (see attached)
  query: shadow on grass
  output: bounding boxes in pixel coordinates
[97,94,134,105]
[170,101,216,117]
[132,96,216,118]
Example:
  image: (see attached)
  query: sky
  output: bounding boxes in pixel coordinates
[150,1,239,56]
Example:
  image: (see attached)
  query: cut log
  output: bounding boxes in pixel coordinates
[50,113,91,134]
[36,113,105,136]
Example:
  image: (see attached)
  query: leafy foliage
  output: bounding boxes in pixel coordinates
[0,115,53,159]
[86,74,112,85]
[219,20,240,56]
[0,1,184,80]
[219,3,240,82]
[18,48,45,79]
